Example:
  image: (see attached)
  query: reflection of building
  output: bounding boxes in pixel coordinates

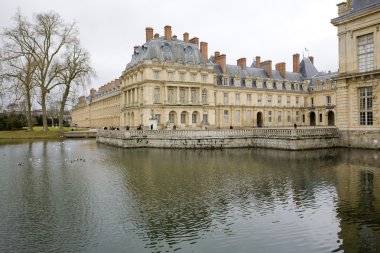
[73,26,337,129]
[332,0,380,148]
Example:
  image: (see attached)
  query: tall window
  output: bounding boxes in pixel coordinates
[202,74,208,83]
[236,110,240,124]
[296,111,299,122]
[278,111,282,123]
[224,110,229,123]
[191,89,196,104]
[191,73,196,82]
[202,89,207,104]
[203,114,208,124]
[311,97,314,107]
[167,72,174,80]
[155,114,161,124]
[169,112,175,124]
[287,96,291,107]
[268,111,272,123]
[180,88,185,104]
[247,94,252,105]
[296,96,299,106]
[180,72,185,81]
[154,87,160,103]
[168,88,174,104]
[358,33,374,73]
[327,96,332,106]
[154,70,160,80]
[359,87,373,125]
[181,112,186,124]
[235,93,240,105]
[278,95,282,106]
[223,93,229,105]
[287,111,291,123]
[267,95,272,105]
[258,95,262,105]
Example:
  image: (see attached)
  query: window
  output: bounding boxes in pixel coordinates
[241,78,246,87]
[168,88,174,104]
[258,95,262,105]
[311,97,314,107]
[327,96,331,106]
[169,112,175,124]
[236,93,240,105]
[319,113,323,123]
[296,111,299,122]
[278,111,282,123]
[181,112,186,124]
[278,95,282,106]
[191,89,196,104]
[252,79,257,88]
[154,87,160,103]
[155,114,161,124]
[267,95,272,105]
[223,78,228,86]
[167,72,174,80]
[268,111,272,123]
[236,110,240,124]
[191,73,196,82]
[202,74,208,83]
[247,111,252,123]
[203,114,208,124]
[224,110,229,123]
[287,96,291,107]
[302,114,305,123]
[230,76,234,86]
[180,72,185,81]
[154,70,160,80]
[296,96,299,106]
[224,93,229,105]
[180,88,185,104]
[358,33,374,73]
[287,111,291,123]
[202,89,207,104]
[359,87,373,125]
[247,94,252,104]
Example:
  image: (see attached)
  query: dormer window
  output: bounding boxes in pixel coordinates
[230,77,234,86]
[241,78,246,87]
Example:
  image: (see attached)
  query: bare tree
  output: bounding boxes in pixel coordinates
[2,11,77,131]
[56,39,94,131]
[1,14,38,130]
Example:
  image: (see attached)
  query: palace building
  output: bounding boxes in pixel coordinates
[72,0,379,142]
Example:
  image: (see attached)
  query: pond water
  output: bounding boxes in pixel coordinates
[0,140,380,253]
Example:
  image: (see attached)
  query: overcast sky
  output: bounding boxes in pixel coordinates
[1,0,342,91]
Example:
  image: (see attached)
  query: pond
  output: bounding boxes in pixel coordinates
[0,140,379,253]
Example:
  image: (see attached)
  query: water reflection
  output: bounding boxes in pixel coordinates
[0,141,380,253]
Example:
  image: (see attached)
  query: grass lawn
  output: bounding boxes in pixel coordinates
[0,126,90,139]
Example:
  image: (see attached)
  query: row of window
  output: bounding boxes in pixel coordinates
[154,87,208,104]
[154,112,208,125]
[154,70,208,83]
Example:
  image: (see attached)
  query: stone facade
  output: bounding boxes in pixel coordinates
[331,0,380,148]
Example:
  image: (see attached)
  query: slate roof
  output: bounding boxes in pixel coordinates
[352,0,380,12]
[125,37,206,70]
[309,71,339,87]
[300,57,318,79]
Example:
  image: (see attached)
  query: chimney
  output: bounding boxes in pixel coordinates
[90,88,96,98]
[189,37,199,47]
[172,35,177,40]
[134,45,139,54]
[293,53,300,73]
[309,56,314,65]
[215,54,227,73]
[154,33,159,39]
[260,60,272,78]
[237,58,247,70]
[164,25,172,40]
[145,27,153,42]
[215,51,220,58]
[183,32,189,42]
[275,62,286,79]
[200,42,208,62]
[255,56,261,68]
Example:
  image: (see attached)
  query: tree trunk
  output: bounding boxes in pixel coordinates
[41,91,48,131]
[26,88,33,131]
[58,84,70,131]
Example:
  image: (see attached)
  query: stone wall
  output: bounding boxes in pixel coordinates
[339,130,380,149]
[97,128,340,150]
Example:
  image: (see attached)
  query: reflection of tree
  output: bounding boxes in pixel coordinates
[115,148,340,251]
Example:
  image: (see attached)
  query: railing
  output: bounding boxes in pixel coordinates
[98,127,339,140]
